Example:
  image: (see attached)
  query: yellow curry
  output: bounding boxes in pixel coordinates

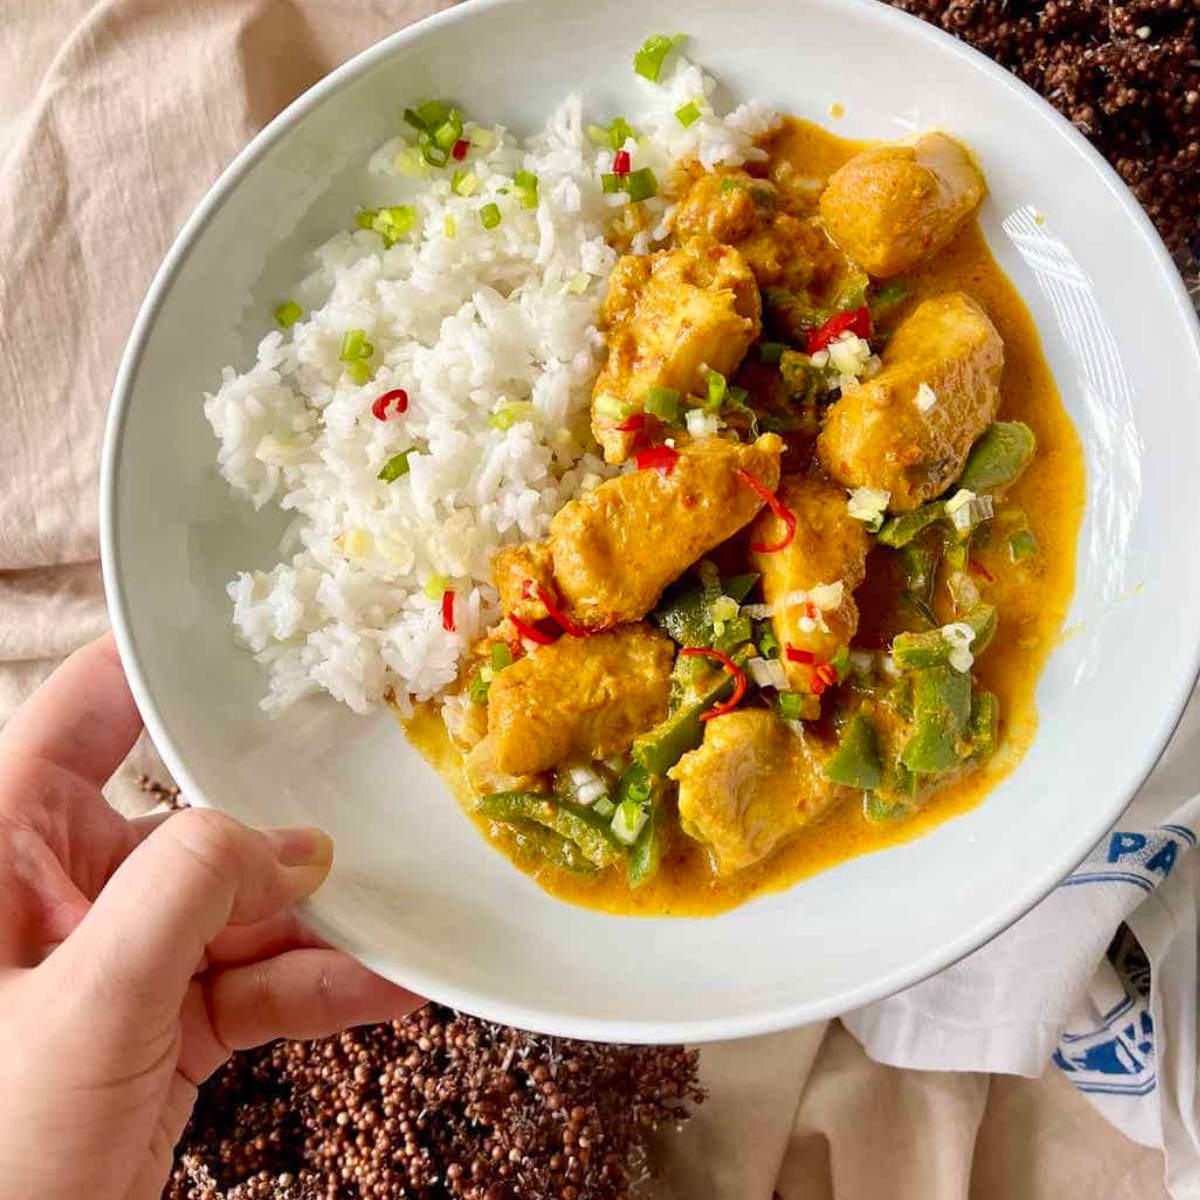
[406,116,1084,917]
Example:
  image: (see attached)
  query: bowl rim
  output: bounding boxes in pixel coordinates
[100,0,1200,1042]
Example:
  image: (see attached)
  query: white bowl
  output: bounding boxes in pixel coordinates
[100,0,1200,1043]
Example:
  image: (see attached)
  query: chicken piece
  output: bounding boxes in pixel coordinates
[493,541,556,626]
[674,170,867,342]
[550,433,782,627]
[749,476,870,694]
[487,623,673,776]
[670,709,848,875]
[592,238,761,463]
[819,132,986,277]
[817,292,1004,511]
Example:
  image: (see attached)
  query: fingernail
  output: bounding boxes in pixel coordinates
[263,826,334,868]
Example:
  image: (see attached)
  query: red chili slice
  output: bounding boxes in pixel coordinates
[785,645,816,665]
[735,468,796,553]
[451,138,470,161]
[613,149,632,176]
[441,589,456,632]
[615,412,646,432]
[509,613,556,645]
[969,559,996,583]
[534,584,590,638]
[372,388,409,421]
[813,662,838,691]
[634,445,680,476]
[678,647,747,721]
[805,306,872,354]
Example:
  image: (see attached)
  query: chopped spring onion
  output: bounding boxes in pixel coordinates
[942,621,977,673]
[363,205,417,246]
[274,301,302,328]
[378,449,415,482]
[756,623,780,659]
[443,214,456,240]
[432,109,463,151]
[675,100,702,127]
[710,595,739,626]
[393,146,430,178]
[686,407,721,438]
[347,360,373,386]
[451,170,479,196]
[479,202,502,230]
[777,690,805,720]
[831,645,851,682]
[705,369,728,411]
[404,100,462,166]
[567,764,608,807]
[423,574,449,601]
[490,400,533,430]
[633,33,684,82]
[340,329,373,362]
[586,123,611,145]
[747,656,788,690]
[468,674,490,704]
[490,642,513,673]
[593,796,616,819]
[759,341,786,364]
[405,98,449,132]
[1009,528,1038,562]
[846,486,891,532]
[513,169,539,209]
[566,272,590,295]
[600,172,623,194]
[468,125,495,149]
[594,392,634,421]
[610,798,649,845]
[945,489,994,534]
[608,116,637,148]
[644,385,682,424]
[623,167,659,202]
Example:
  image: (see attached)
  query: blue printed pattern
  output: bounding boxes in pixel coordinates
[1053,928,1156,1096]
[1051,823,1196,1097]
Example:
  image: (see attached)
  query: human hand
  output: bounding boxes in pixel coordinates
[0,635,423,1200]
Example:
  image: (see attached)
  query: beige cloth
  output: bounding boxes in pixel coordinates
[0,2,1170,1196]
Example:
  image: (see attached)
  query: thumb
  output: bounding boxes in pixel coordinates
[59,808,333,1013]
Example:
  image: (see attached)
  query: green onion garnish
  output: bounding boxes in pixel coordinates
[369,205,417,246]
[406,99,449,132]
[378,449,415,482]
[339,329,372,362]
[600,173,622,194]
[490,642,513,673]
[348,360,373,386]
[586,123,611,146]
[705,369,727,412]
[593,393,633,421]
[831,645,851,682]
[644,385,682,424]
[777,690,805,720]
[489,400,533,430]
[479,202,502,230]
[355,209,378,230]
[393,147,430,178]
[633,33,684,82]
[608,116,636,149]
[451,170,479,196]
[404,99,460,166]
[757,623,780,659]
[623,167,659,202]
[514,169,539,209]
[432,109,463,151]
[1009,529,1038,562]
[275,301,303,329]
[444,214,456,240]
[423,574,449,600]
[626,774,653,804]
[593,796,616,819]
[675,101,702,127]
[759,341,786,364]
[468,674,490,704]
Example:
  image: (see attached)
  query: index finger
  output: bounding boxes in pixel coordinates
[0,633,142,788]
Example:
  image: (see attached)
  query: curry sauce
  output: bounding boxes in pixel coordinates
[404,117,1085,918]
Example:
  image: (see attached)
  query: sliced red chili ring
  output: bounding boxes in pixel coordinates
[372,388,409,421]
[534,584,590,638]
[451,138,470,161]
[441,589,456,632]
[508,613,556,645]
[634,445,680,476]
[613,149,632,176]
[736,467,796,553]
[678,647,747,721]
[615,413,646,432]
[969,559,996,583]
[805,305,872,354]
[785,646,816,665]
[813,662,838,689]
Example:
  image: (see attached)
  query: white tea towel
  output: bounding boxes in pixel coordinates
[846,686,1200,1198]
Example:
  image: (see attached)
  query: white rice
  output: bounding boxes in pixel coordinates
[205,54,778,715]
